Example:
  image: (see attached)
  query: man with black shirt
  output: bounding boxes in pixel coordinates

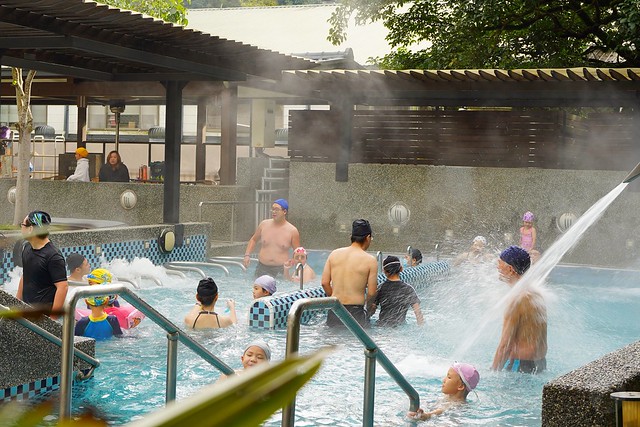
[16,211,68,319]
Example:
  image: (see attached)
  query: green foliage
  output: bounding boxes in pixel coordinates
[187,0,323,7]
[330,0,640,69]
[102,0,190,25]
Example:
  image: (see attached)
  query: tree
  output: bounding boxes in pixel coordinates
[328,0,640,69]
[105,0,190,26]
[11,69,37,226]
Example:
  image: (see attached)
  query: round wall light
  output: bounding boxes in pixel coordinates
[158,228,176,253]
[120,190,137,210]
[556,212,577,233]
[388,202,410,227]
[7,186,16,204]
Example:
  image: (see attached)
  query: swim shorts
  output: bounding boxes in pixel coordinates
[326,304,369,328]
[254,261,282,278]
[503,358,546,374]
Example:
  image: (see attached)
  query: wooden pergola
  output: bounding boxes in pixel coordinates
[0,0,315,222]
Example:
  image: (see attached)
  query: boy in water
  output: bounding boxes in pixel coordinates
[370,255,424,327]
[408,362,480,420]
[252,275,277,299]
[74,269,123,340]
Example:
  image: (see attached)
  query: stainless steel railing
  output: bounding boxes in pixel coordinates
[59,283,234,420]
[282,297,420,427]
[0,304,100,369]
[164,261,230,277]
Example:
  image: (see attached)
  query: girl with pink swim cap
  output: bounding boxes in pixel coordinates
[408,362,480,420]
[519,211,537,252]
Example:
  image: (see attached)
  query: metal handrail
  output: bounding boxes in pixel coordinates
[207,257,247,271]
[140,274,163,287]
[282,297,420,427]
[197,200,273,242]
[163,262,207,279]
[164,269,187,279]
[60,283,234,420]
[164,261,230,276]
[376,251,383,275]
[295,263,304,290]
[435,243,440,261]
[0,304,99,368]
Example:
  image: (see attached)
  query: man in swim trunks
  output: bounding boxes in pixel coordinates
[492,246,547,374]
[243,198,300,278]
[184,277,236,329]
[321,219,378,328]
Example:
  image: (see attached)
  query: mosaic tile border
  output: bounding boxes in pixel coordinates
[0,234,207,286]
[249,286,327,330]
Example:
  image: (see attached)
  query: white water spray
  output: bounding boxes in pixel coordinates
[454,182,628,359]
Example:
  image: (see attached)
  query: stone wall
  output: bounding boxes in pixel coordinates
[287,163,639,267]
[0,291,95,400]
[542,340,640,426]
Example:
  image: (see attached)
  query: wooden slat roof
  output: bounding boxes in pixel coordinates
[0,0,316,83]
[276,68,640,107]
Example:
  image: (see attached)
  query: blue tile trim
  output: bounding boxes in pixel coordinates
[248,286,328,330]
[0,234,208,285]
[377,260,450,289]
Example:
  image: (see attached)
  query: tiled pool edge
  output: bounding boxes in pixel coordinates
[542,340,640,426]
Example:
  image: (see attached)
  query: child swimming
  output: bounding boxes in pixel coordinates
[408,362,480,420]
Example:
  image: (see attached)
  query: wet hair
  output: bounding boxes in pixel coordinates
[197,277,218,306]
[66,253,86,272]
[410,249,422,264]
[383,255,402,275]
[350,234,368,244]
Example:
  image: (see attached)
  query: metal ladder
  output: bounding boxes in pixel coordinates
[282,297,421,427]
[59,283,235,420]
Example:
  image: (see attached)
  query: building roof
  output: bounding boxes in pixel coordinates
[186,5,399,66]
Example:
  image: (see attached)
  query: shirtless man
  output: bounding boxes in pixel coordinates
[243,199,300,278]
[321,219,378,328]
[492,245,547,374]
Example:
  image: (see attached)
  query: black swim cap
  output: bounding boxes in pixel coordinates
[197,277,218,297]
[411,249,422,262]
[66,253,86,272]
[352,219,372,237]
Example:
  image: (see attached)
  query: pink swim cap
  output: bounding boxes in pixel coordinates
[523,211,534,222]
[452,362,480,391]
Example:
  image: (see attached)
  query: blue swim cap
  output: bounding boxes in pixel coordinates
[500,246,531,275]
[274,199,288,211]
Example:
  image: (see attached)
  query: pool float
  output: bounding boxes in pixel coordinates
[76,303,145,329]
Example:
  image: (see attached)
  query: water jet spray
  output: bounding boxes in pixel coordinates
[622,161,640,183]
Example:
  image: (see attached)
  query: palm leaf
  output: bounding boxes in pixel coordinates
[126,347,332,427]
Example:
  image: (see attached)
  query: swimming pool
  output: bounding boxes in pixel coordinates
[50,259,640,425]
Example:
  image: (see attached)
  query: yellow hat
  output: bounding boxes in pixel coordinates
[75,147,89,158]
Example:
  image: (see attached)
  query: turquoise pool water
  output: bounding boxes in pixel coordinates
[64,258,640,426]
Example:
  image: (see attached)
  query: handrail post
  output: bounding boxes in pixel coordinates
[376,251,383,275]
[282,298,306,427]
[296,262,304,290]
[363,347,377,427]
[166,332,179,403]
[60,297,78,420]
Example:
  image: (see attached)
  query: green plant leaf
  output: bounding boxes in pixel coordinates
[126,347,332,427]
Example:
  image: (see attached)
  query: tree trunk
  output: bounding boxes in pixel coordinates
[11,68,36,226]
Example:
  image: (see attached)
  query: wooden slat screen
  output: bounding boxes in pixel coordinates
[288,109,640,170]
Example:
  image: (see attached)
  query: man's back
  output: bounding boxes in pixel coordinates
[322,244,377,306]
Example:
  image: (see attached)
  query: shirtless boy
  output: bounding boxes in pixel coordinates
[321,219,378,327]
[492,245,547,374]
[243,199,300,278]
